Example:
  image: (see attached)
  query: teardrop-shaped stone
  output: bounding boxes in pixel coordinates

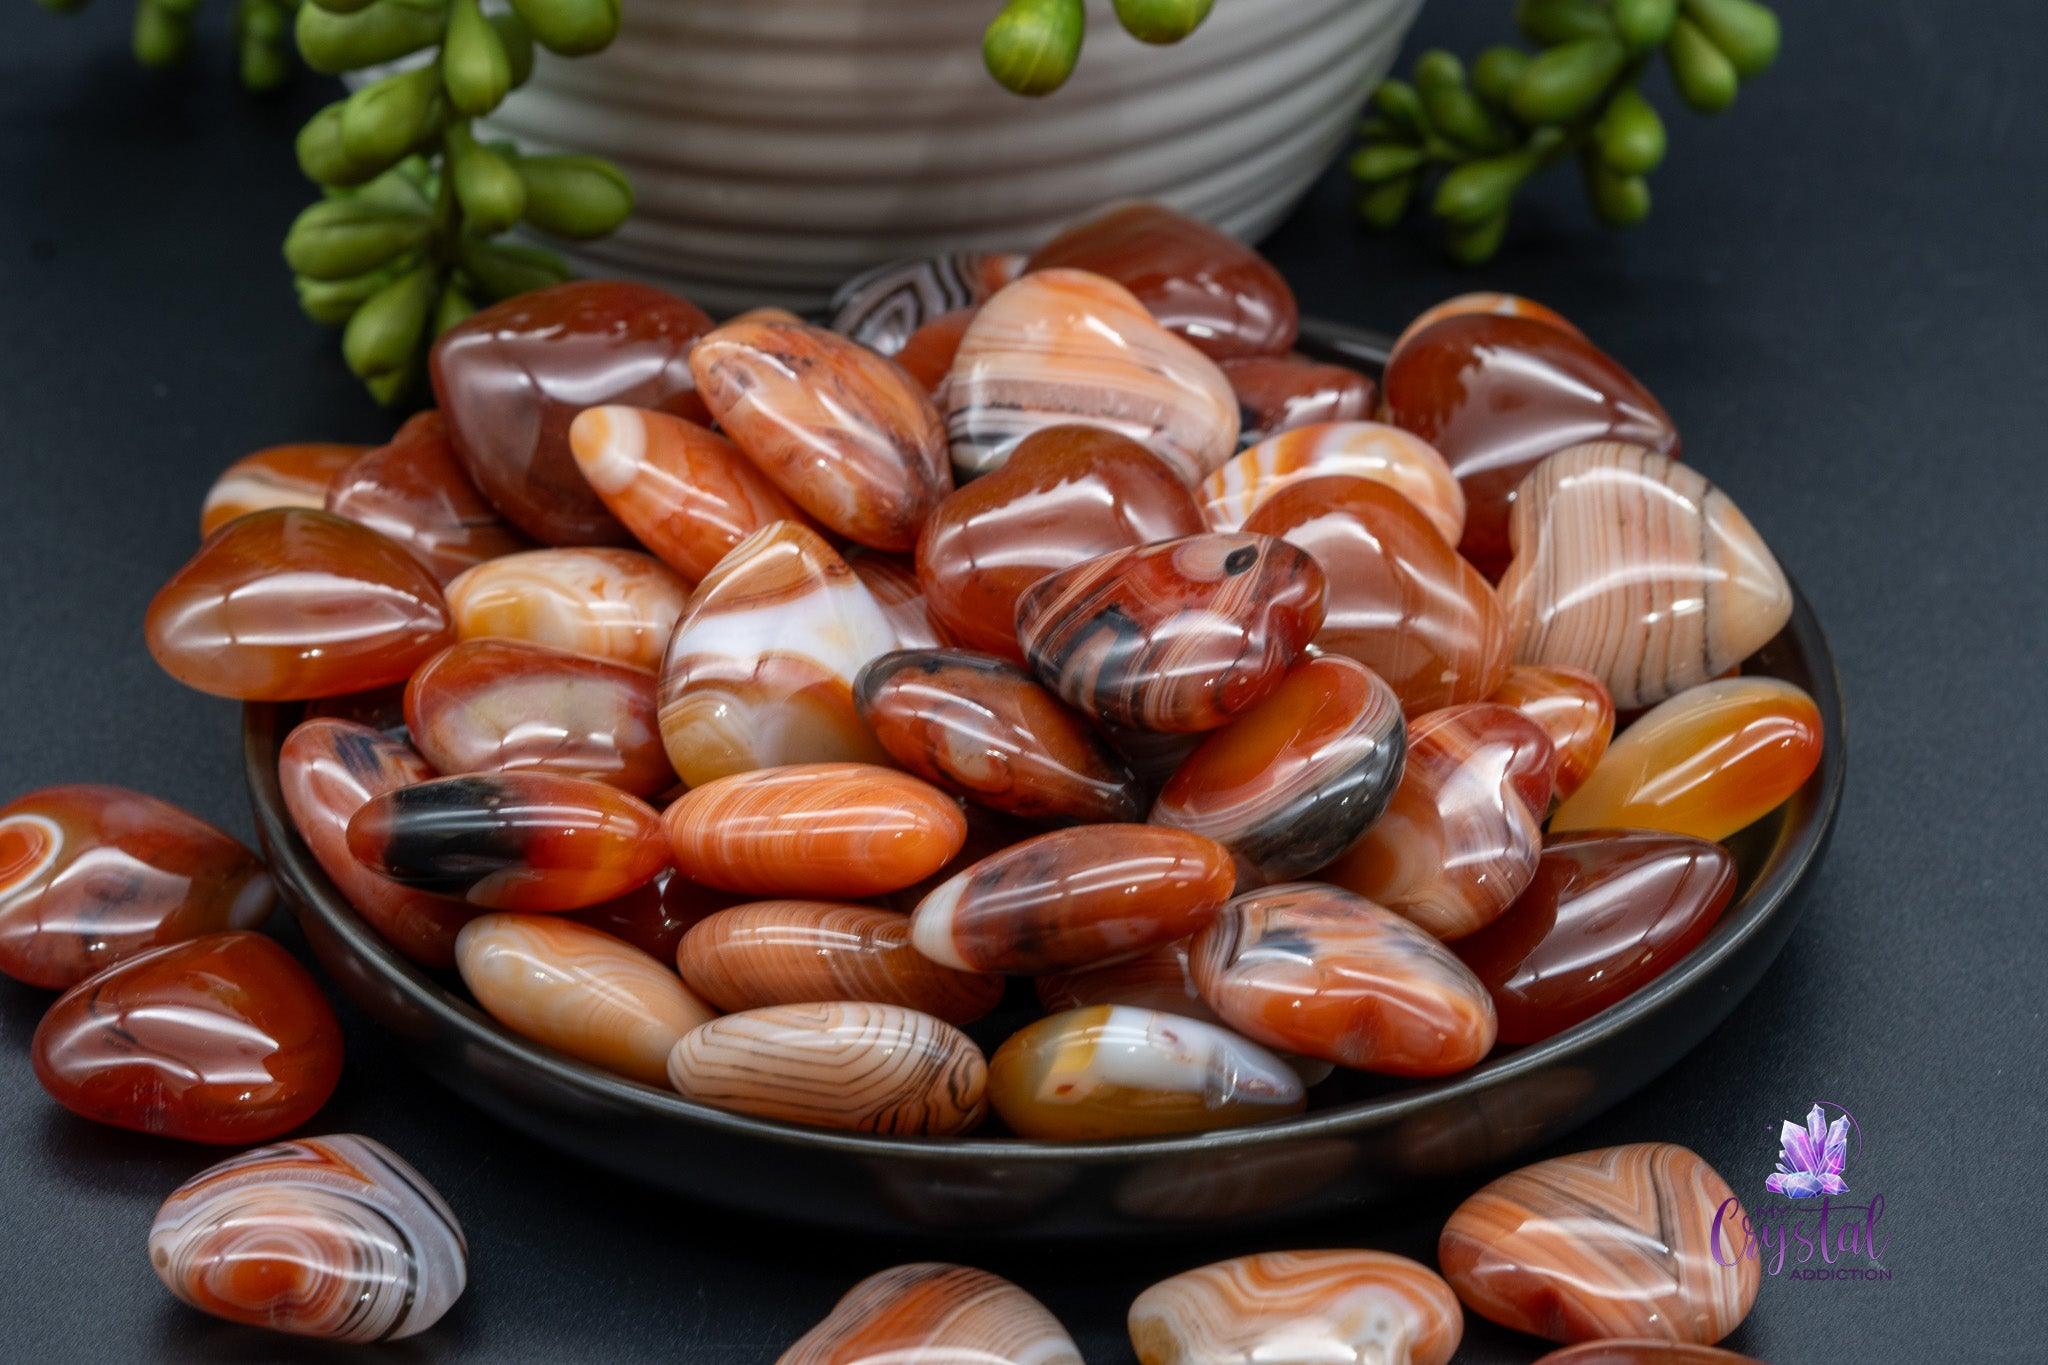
[325,410,531,584]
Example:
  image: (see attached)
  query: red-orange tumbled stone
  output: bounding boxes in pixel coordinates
[1219,354,1376,445]
[325,410,530,585]
[1489,664,1617,803]
[200,442,368,537]
[31,932,343,1143]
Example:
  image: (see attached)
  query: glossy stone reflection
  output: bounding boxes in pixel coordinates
[570,871,740,964]
[780,1263,1080,1365]
[567,405,809,583]
[444,546,688,673]
[1320,703,1553,941]
[1501,444,1794,708]
[945,269,1239,481]
[827,250,1027,355]
[1128,1250,1463,1365]
[1200,420,1466,548]
[147,509,453,700]
[1439,1143,1760,1345]
[1015,533,1325,733]
[201,442,366,537]
[664,763,967,898]
[32,932,343,1143]
[149,1135,466,1342]
[1151,655,1406,880]
[1382,313,1678,575]
[1250,478,1507,714]
[912,824,1236,974]
[1035,939,1216,1022]
[0,784,273,989]
[857,649,1142,824]
[691,318,952,551]
[429,279,714,544]
[1490,664,1616,803]
[988,1004,1303,1140]
[667,1002,988,1135]
[916,424,1205,662]
[844,549,952,650]
[405,639,671,797]
[1387,291,1580,368]
[1457,831,1738,1044]
[457,912,712,1085]
[658,520,897,787]
[325,410,531,584]
[1551,678,1823,841]
[1534,1343,1764,1365]
[1027,202,1297,360]
[1221,355,1376,448]
[1190,883,1497,1075]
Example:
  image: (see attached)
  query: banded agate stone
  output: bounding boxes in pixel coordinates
[916,424,1205,663]
[457,913,712,1085]
[1319,703,1554,941]
[1490,663,1617,803]
[780,1263,1080,1365]
[32,932,343,1143]
[1128,1250,1463,1365]
[1535,1343,1764,1364]
[1220,356,1376,447]
[1382,313,1678,575]
[1015,533,1326,733]
[827,250,1027,354]
[430,280,713,545]
[1386,291,1580,368]
[567,405,809,583]
[1190,883,1497,1075]
[1201,421,1466,547]
[1244,476,1508,714]
[1500,444,1793,709]
[988,1005,1303,1140]
[658,520,897,787]
[347,772,668,913]
[664,763,966,898]
[1026,202,1297,360]
[0,784,273,989]
[667,1002,988,1135]
[1439,1143,1761,1345]
[856,649,1143,825]
[149,1135,466,1342]
[691,318,952,551]
[200,442,366,536]
[944,269,1239,481]
[677,901,1003,1026]
[1150,655,1407,881]
[1457,831,1738,1043]
[844,549,952,650]
[277,719,476,968]
[444,546,688,674]
[325,411,530,584]
[1552,678,1823,841]
[911,824,1236,974]
[147,509,452,700]
[1035,939,1217,1022]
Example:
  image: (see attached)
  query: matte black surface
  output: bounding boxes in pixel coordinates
[1,2,2042,1361]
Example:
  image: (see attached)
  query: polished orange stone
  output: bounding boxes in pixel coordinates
[781,1264,1079,1365]
[916,424,1205,663]
[443,546,689,673]
[663,763,967,898]
[570,871,741,964]
[567,405,811,583]
[844,549,954,650]
[1200,421,1465,549]
[1386,291,1580,368]
[691,318,952,551]
[1489,664,1616,803]
[31,932,343,1143]
[147,508,453,701]
[1129,1250,1463,1365]
[1533,1342,1763,1364]
[894,307,978,394]
[1034,938,1216,1022]
[1219,354,1376,446]
[1245,476,1508,714]
[200,442,368,537]
[1551,678,1823,841]
[325,410,531,584]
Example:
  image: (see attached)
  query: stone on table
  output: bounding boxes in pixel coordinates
[1550,678,1823,840]
[856,649,1144,825]
[780,1263,1079,1365]
[200,442,368,537]
[1219,354,1375,447]
[916,423,1205,662]
[443,545,688,674]
[148,1134,465,1342]
[827,250,1027,355]
[944,269,1239,482]
[32,931,342,1143]
[147,508,452,700]
[1200,420,1465,548]
[667,1002,988,1135]
[346,771,668,912]
[0,784,273,989]
[1439,1143,1760,1345]
[429,280,713,545]
[1456,831,1739,1044]
[1386,290,1581,369]
[1015,532,1326,733]
[1127,1250,1463,1365]
[1488,664,1617,803]
[456,912,712,1085]
[690,317,953,551]
[324,410,531,584]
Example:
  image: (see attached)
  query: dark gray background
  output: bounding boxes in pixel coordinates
[3,2,2042,1360]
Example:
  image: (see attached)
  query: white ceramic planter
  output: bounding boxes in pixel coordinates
[481,0,1424,311]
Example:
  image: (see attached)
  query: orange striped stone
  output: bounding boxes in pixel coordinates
[1200,421,1466,547]
[780,1263,1079,1365]
[1129,1250,1462,1365]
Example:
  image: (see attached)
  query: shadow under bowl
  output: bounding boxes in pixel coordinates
[243,318,1846,1237]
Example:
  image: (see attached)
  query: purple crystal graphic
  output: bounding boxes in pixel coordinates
[1766,1103,1850,1197]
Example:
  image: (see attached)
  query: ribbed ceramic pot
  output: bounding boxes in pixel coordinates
[480,0,1425,311]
